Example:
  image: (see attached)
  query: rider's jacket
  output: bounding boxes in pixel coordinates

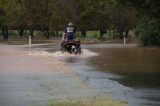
[65,26,75,41]
[65,27,75,35]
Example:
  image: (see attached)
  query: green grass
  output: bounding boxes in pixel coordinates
[86,31,100,38]
[0,36,60,45]
[48,97,127,106]
[75,31,101,42]
[0,30,137,45]
[0,37,28,45]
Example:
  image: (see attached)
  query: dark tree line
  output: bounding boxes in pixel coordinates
[119,0,160,46]
[0,0,160,46]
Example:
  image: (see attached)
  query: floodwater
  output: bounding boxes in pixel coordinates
[30,43,160,106]
[49,43,160,106]
[87,46,160,106]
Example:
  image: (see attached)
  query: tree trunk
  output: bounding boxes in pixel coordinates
[2,27,8,39]
[18,27,24,38]
[56,31,58,36]
[5,27,8,39]
[100,29,103,38]
[20,28,23,38]
[2,28,5,39]
[119,30,123,39]
[108,30,111,36]
[81,30,86,38]
[45,26,49,39]
[125,30,129,38]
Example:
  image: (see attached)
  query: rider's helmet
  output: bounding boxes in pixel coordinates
[68,22,73,26]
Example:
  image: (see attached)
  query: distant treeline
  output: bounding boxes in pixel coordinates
[0,0,160,46]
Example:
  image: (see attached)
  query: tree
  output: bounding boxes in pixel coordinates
[135,16,160,46]
[9,0,28,38]
[111,4,136,39]
[0,0,11,39]
[117,0,160,19]
[117,0,160,46]
[23,0,40,37]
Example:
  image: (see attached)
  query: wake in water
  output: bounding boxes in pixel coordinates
[28,49,98,58]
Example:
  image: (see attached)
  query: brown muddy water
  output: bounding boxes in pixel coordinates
[56,44,160,106]
[89,47,160,88]
[27,43,160,106]
[87,47,160,106]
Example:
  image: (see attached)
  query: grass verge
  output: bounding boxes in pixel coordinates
[47,97,127,106]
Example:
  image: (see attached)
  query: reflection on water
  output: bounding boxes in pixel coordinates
[89,48,160,88]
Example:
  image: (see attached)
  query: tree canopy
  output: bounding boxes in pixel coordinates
[0,0,159,46]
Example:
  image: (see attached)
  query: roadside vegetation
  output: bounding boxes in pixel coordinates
[0,30,136,45]
[0,0,160,47]
[48,97,127,106]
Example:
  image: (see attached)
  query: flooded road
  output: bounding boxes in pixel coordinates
[50,43,160,106]
[87,46,160,106]
[0,44,127,106]
[88,46,160,88]
[1,43,159,106]
[84,46,160,106]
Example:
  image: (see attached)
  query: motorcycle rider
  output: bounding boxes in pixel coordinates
[64,22,76,42]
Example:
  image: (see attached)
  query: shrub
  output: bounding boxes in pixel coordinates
[135,17,160,47]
